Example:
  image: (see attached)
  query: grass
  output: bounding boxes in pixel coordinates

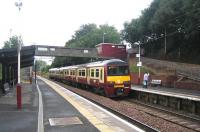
[130,65,149,73]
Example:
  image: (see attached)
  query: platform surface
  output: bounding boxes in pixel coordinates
[131,84,200,101]
[0,83,38,132]
[39,77,144,132]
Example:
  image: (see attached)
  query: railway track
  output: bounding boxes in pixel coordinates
[120,99,200,132]
[47,78,197,132]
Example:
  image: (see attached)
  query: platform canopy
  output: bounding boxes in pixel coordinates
[0,45,35,68]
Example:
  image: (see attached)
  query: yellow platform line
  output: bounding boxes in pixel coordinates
[39,77,115,132]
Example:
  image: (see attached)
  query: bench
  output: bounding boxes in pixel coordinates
[150,79,162,87]
[3,83,10,94]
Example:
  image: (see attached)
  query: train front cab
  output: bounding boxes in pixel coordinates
[105,65,131,97]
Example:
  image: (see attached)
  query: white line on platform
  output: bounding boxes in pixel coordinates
[36,80,44,132]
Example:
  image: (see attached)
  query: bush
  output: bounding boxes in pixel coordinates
[130,65,148,73]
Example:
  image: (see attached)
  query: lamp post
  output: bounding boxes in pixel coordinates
[15,0,22,84]
[134,41,142,84]
[15,0,23,109]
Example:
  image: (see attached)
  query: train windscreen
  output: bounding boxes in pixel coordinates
[107,66,129,76]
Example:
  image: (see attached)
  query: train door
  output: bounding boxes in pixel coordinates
[87,68,90,84]
[99,67,104,83]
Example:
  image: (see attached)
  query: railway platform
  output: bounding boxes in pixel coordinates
[0,83,38,132]
[131,84,200,116]
[131,84,200,101]
[38,76,144,132]
[0,77,144,132]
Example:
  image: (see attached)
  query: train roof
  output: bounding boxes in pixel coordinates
[49,59,127,71]
[49,68,59,71]
[59,65,78,70]
[86,59,127,67]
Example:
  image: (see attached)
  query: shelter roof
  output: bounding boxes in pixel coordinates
[0,45,35,68]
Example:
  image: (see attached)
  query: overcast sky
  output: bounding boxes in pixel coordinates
[0,0,153,49]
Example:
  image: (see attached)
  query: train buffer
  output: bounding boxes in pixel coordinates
[150,79,162,87]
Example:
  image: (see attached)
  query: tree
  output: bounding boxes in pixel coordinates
[41,65,51,73]
[65,23,120,48]
[33,60,47,72]
[52,23,121,68]
[3,35,23,49]
[122,0,200,64]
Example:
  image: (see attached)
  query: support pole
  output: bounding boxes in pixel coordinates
[138,44,141,84]
[16,84,22,109]
[17,46,21,84]
[164,27,167,55]
[12,67,15,89]
[35,61,37,84]
[6,65,10,85]
[2,64,6,94]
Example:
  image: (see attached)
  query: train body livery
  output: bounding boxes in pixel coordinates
[49,59,131,97]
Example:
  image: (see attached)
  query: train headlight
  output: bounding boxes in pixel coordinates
[123,81,130,87]
[107,81,115,87]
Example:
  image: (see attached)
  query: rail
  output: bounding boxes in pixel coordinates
[142,57,200,81]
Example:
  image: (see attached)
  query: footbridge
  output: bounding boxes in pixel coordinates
[0,45,114,93]
[34,45,100,58]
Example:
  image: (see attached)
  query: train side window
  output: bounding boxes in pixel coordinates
[79,70,81,76]
[96,69,99,78]
[72,70,75,76]
[91,69,94,77]
[70,70,73,76]
[73,70,75,76]
[82,70,85,76]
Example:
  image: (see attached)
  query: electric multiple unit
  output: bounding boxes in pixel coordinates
[49,59,131,97]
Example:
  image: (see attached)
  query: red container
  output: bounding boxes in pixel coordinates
[96,43,127,60]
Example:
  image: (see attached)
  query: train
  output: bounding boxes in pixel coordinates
[49,59,131,97]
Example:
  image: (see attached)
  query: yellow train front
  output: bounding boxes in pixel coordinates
[86,59,131,97]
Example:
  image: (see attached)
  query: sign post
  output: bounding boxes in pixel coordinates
[134,42,142,85]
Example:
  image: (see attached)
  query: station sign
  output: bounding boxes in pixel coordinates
[136,54,140,57]
[137,61,142,67]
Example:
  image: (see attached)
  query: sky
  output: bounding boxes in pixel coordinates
[0,0,153,49]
